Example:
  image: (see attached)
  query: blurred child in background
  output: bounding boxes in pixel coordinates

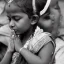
[38,1,64,64]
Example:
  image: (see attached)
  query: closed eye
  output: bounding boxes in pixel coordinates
[43,15,50,20]
[12,16,21,21]
[42,13,50,20]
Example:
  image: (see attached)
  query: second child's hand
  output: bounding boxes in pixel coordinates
[0,36,15,64]
[5,36,15,52]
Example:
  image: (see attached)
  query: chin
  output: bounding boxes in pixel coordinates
[15,31,25,35]
[15,31,20,35]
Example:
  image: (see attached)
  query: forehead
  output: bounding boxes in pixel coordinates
[50,8,60,15]
[5,3,26,15]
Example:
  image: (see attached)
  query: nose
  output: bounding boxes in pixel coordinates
[50,14,55,21]
[9,20,15,29]
[50,14,55,25]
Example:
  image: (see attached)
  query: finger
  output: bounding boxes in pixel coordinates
[5,36,14,45]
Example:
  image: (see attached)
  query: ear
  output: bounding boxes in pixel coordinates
[31,15,39,25]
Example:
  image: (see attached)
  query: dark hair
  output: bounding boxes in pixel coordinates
[5,0,47,18]
[41,8,50,20]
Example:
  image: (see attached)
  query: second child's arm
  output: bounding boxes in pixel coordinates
[0,36,14,64]
[0,50,13,64]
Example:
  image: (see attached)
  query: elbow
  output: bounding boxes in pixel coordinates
[37,60,50,64]
[38,61,49,64]
[40,60,50,64]
[28,61,49,64]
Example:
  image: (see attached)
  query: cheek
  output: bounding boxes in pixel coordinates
[55,14,60,21]
[51,10,60,21]
[16,18,31,33]
[39,19,52,28]
[43,21,52,27]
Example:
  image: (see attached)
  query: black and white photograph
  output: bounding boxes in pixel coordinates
[0,0,64,64]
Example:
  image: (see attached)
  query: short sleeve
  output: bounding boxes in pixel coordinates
[28,32,55,53]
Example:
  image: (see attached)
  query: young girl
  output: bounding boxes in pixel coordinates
[0,0,55,64]
[38,1,64,64]
[38,1,61,38]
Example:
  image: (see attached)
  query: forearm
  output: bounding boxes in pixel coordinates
[19,48,43,64]
[0,36,8,46]
[0,50,13,64]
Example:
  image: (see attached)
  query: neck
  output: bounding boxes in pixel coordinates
[20,26,34,44]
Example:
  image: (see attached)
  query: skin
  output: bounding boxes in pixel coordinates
[50,4,61,37]
[0,36,14,64]
[9,12,31,35]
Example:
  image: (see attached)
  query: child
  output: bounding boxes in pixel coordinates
[0,0,55,64]
[38,1,64,64]
[38,1,61,38]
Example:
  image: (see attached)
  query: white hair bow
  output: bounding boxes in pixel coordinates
[40,0,51,15]
[32,0,51,15]
[8,0,13,5]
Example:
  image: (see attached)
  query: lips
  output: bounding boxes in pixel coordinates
[14,29,17,32]
[14,29,20,35]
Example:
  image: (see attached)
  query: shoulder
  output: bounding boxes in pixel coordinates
[28,26,55,53]
[33,32,55,53]
[33,26,55,48]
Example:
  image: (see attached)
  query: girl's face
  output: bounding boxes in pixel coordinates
[38,13,52,29]
[8,12,31,35]
[38,4,60,32]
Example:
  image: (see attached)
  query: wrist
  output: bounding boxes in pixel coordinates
[19,47,24,53]
[7,49,14,53]
[19,46,28,53]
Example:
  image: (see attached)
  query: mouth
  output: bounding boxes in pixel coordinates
[13,29,20,35]
[13,29,17,33]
